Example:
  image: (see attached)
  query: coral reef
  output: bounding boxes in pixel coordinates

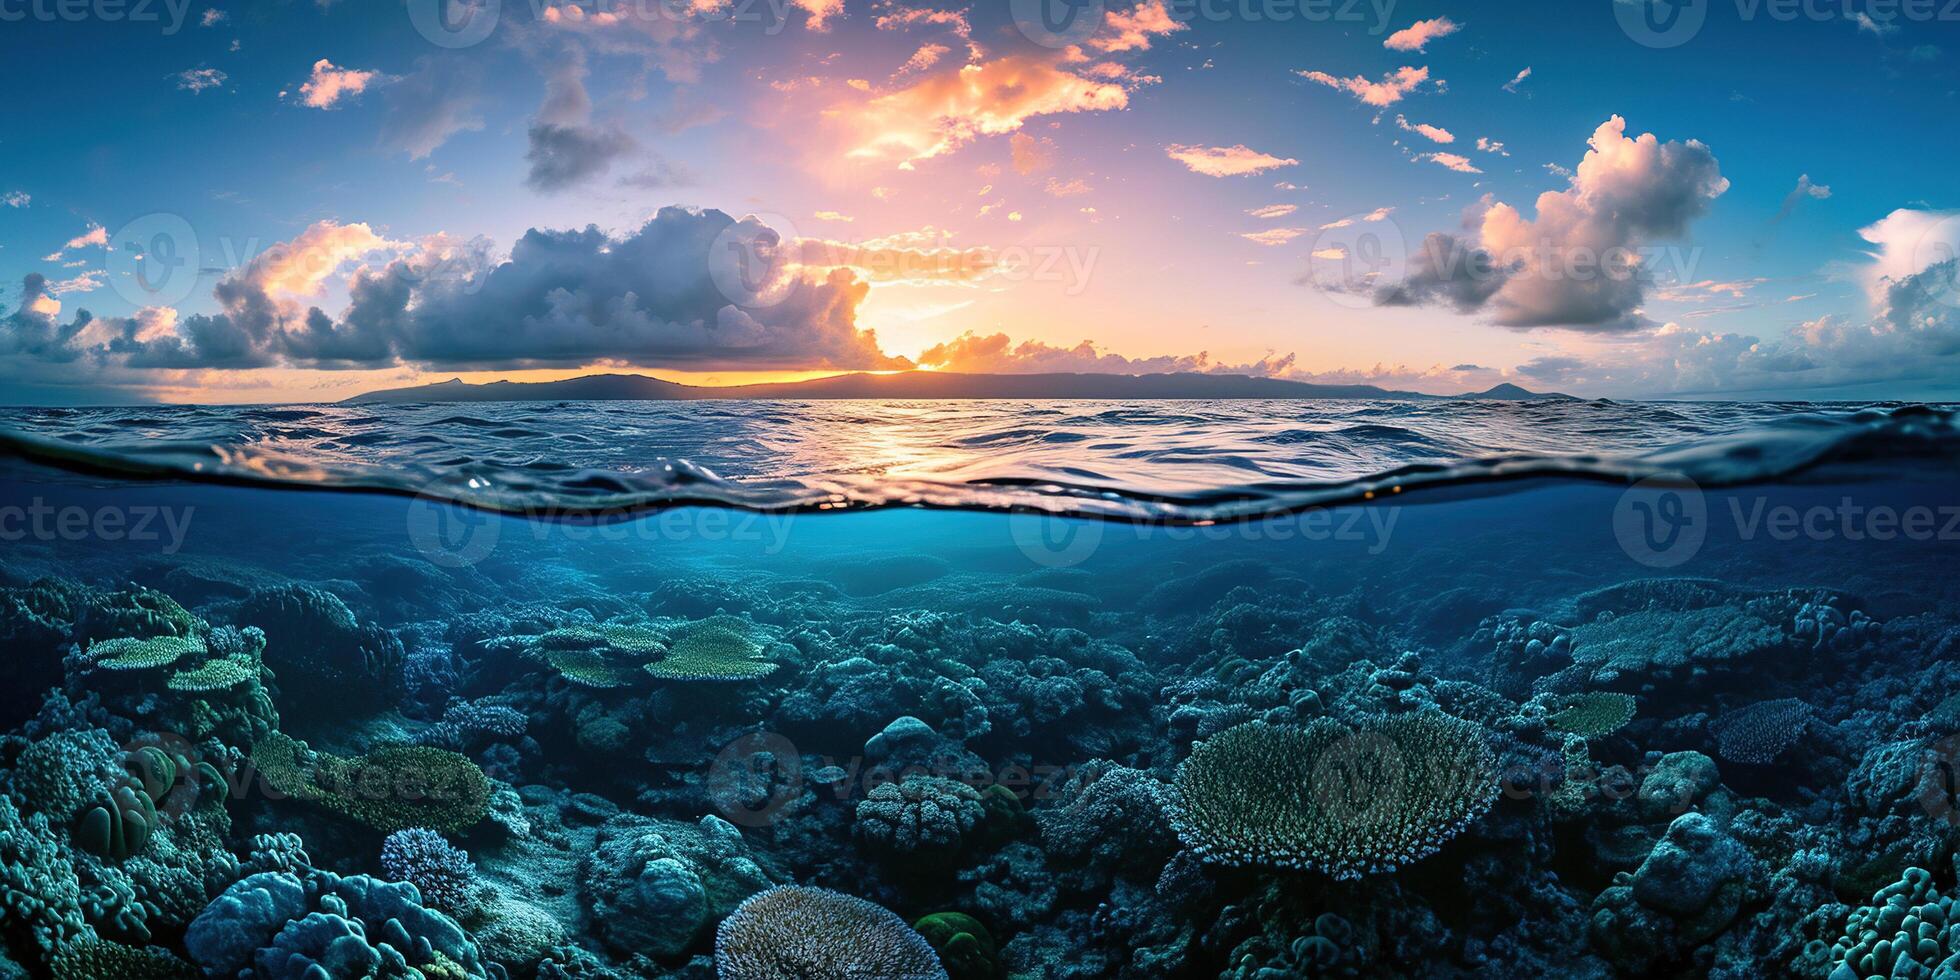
[1169,715,1498,877]
[715,886,948,980]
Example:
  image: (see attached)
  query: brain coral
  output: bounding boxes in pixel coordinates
[855,776,985,857]
[715,886,948,980]
[1170,714,1498,878]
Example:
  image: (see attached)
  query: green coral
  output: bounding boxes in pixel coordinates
[50,939,194,979]
[1549,692,1638,738]
[914,913,1002,980]
[540,647,642,689]
[1170,715,1498,879]
[645,620,778,682]
[166,656,256,692]
[592,621,668,654]
[251,732,490,835]
[84,634,206,671]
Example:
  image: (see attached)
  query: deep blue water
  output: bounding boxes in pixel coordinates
[2,399,1958,979]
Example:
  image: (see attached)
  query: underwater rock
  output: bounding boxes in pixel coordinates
[1035,762,1175,876]
[580,813,779,960]
[1588,813,1756,972]
[714,885,948,980]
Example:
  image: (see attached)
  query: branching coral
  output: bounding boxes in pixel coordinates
[715,886,948,980]
[1549,692,1638,739]
[380,829,479,918]
[1170,715,1498,878]
[1565,607,1785,689]
[82,635,206,672]
[1712,698,1814,765]
[644,619,779,682]
[48,939,193,980]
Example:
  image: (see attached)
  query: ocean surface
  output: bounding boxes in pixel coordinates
[2,398,1959,979]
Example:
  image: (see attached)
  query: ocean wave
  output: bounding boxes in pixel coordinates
[0,400,1955,523]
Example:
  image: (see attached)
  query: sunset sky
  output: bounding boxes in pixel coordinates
[3,0,1959,403]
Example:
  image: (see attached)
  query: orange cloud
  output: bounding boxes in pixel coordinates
[1166,144,1298,177]
[297,59,380,109]
[1384,17,1460,53]
[1297,65,1431,107]
[1091,0,1185,52]
[842,56,1128,166]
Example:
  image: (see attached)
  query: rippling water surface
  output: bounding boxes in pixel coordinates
[1,398,1955,520]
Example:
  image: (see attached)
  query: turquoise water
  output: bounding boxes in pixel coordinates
[2,400,1959,978]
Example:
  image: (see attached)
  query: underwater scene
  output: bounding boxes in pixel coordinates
[2,398,1960,980]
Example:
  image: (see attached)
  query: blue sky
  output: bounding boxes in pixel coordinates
[3,0,1958,403]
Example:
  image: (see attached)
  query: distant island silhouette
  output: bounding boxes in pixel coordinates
[341,372,1574,404]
